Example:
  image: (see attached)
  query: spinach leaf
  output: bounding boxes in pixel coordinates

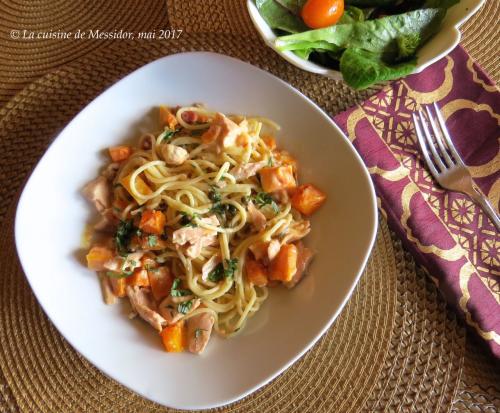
[340,47,416,89]
[179,212,198,227]
[275,0,307,15]
[208,259,239,282]
[276,8,445,62]
[255,0,308,33]
[171,278,192,297]
[115,220,135,256]
[346,0,398,6]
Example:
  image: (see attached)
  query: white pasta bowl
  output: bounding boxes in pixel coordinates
[247,0,485,80]
[15,52,377,410]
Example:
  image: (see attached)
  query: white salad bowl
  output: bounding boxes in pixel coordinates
[247,0,485,80]
[15,52,377,410]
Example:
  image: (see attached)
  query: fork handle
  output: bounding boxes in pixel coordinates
[471,187,500,231]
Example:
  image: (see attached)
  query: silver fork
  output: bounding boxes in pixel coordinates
[412,103,500,231]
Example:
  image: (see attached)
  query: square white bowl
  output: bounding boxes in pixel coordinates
[247,0,485,80]
[15,52,377,410]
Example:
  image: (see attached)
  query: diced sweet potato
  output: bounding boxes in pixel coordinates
[245,258,268,287]
[291,184,327,216]
[120,173,153,205]
[109,277,127,298]
[274,150,297,172]
[201,124,222,144]
[159,106,178,129]
[86,246,114,271]
[259,165,296,193]
[262,135,276,150]
[126,268,150,288]
[148,266,173,301]
[139,210,166,234]
[108,146,132,162]
[269,244,298,282]
[160,321,186,352]
[136,235,168,251]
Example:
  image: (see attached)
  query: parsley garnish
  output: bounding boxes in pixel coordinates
[159,128,175,142]
[115,220,135,256]
[179,212,198,227]
[267,156,274,167]
[208,258,238,282]
[171,278,192,297]
[147,235,158,247]
[177,300,193,315]
[209,187,221,203]
[105,271,133,278]
[251,192,279,214]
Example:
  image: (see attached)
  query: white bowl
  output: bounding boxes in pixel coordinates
[247,0,485,80]
[15,52,377,410]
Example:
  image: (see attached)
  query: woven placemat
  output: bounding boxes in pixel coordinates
[0,1,498,412]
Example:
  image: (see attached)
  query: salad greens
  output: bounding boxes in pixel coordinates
[255,0,458,89]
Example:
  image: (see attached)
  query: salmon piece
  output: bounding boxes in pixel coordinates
[126,286,166,332]
[274,150,297,172]
[83,176,111,214]
[186,313,215,354]
[161,144,189,165]
[285,242,314,288]
[158,295,201,325]
[269,243,298,282]
[247,201,267,232]
[201,113,247,153]
[282,220,311,244]
[248,239,280,263]
[173,215,220,258]
[230,161,267,181]
[259,166,296,193]
[201,254,221,281]
[101,162,120,181]
[291,184,327,216]
[103,252,143,273]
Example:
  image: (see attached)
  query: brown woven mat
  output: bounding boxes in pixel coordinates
[0,1,499,412]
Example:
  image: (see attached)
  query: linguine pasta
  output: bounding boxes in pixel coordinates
[83,105,326,354]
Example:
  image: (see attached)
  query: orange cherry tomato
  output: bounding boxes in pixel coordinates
[301,0,344,29]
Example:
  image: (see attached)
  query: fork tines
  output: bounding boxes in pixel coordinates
[412,103,465,179]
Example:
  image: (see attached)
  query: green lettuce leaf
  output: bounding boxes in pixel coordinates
[339,6,366,23]
[276,8,445,61]
[340,47,416,89]
[255,0,308,33]
[346,0,398,6]
[275,0,307,14]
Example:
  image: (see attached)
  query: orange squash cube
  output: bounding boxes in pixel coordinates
[86,246,114,271]
[262,135,277,150]
[245,258,268,287]
[259,165,296,193]
[159,106,178,129]
[269,244,297,282]
[274,150,297,172]
[291,184,327,216]
[139,210,166,234]
[148,266,173,301]
[108,146,132,162]
[126,268,150,288]
[160,321,186,352]
[120,173,153,205]
[109,277,127,298]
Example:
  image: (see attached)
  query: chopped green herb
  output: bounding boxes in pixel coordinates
[194,328,207,339]
[250,192,280,214]
[267,156,274,167]
[160,128,175,142]
[208,258,238,282]
[209,186,222,203]
[115,220,135,256]
[147,235,158,247]
[210,202,237,221]
[177,300,193,315]
[179,211,198,227]
[171,278,192,297]
[105,271,133,279]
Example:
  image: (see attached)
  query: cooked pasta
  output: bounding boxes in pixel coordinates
[83,105,327,354]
